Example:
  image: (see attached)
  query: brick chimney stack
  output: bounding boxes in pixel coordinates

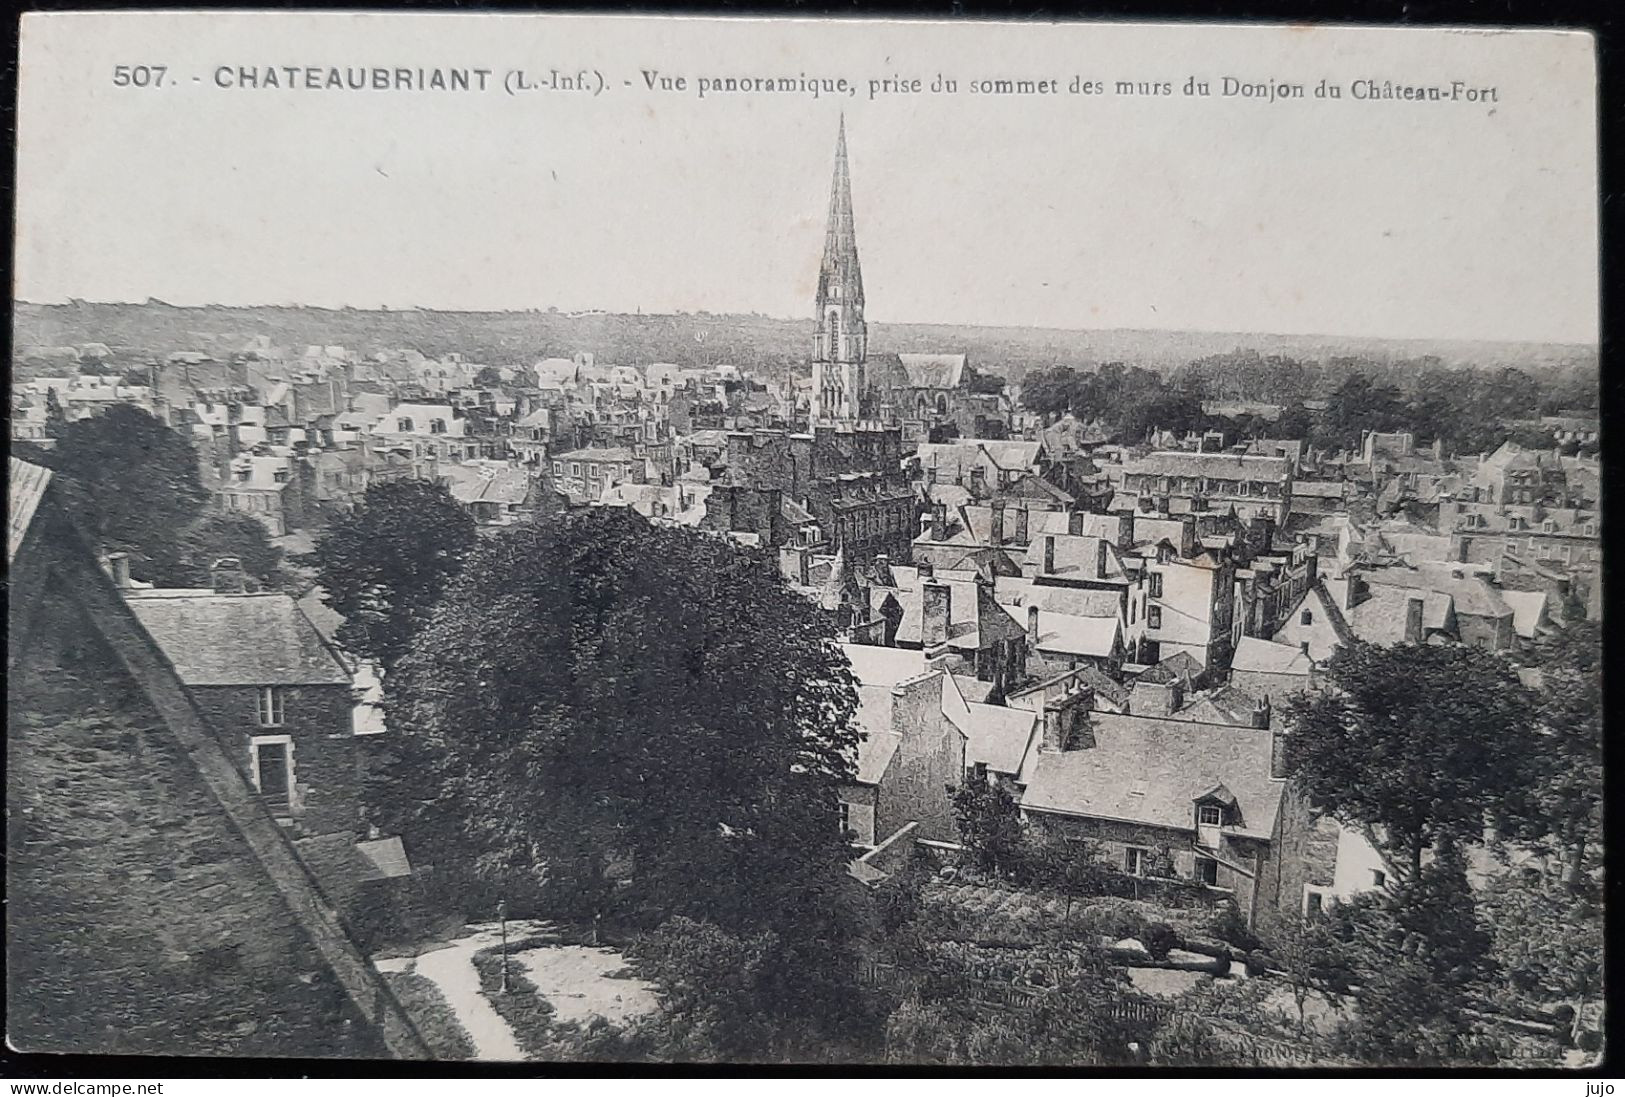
[1027,605,1041,651]
[1405,596,1425,644]
[922,580,951,648]
[211,557,247,595]
[106,552,131,590]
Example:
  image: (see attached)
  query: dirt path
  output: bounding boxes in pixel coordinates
[373,919,553,1062]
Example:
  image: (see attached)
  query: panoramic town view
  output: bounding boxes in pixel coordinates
[9,113,1602,1068]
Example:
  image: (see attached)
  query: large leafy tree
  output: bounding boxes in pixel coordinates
[163,512,286,589]
[1336,846,1496,1063]
[1285,640,1540,882]
[43,404,209,579]
[1520,620,1602,888]
[307,479,477,670]
[382,508,862,1008]
[951,780,1025,878]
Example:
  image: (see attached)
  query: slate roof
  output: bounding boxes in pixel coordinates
[9,458,52,564]
[555,446,638,464]
[125,591,352,686]
[1002,604,1120,658]
[1364,567,1511,620]
[1122,451,1291,483]
[442,465,533,507]
[1230,636,1313,676]
[958,702,1040,776]
[1138,651,1204,687]
[1291,480,1348,499]
[1346,584,1455,645]
[1499,589,1548,640]
[896,353,967,389]
[1024,534,1130,582]
[1180,686,1265,728]
[1021,713,1284,840]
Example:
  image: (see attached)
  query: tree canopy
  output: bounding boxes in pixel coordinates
[39,404,209,580]
[165,512,286,589]
[380,508,862,952]
[307,479,477,670]
[1285,640,1540,881]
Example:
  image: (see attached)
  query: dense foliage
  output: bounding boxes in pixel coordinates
[307,479,477,669]
[379,509,865,1033]
[35,405,210,580]
[1285,640,1540,881]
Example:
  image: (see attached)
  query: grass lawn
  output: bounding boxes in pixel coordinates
[381,971,477,1061]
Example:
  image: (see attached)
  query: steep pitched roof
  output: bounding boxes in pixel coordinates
[956,702,1040,776]
[896,354,968,390]
[9,458,52,564]
[1021,712,1284,840]
[1003,604,1120,658]
[125,592,352,686]
[1231,636,1313,676]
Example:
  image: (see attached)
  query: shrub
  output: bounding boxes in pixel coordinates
[1244,951,1268,977]
[1210,903,1262,953]
[1578,1029,1602,1053]
[1143,922,1179,961]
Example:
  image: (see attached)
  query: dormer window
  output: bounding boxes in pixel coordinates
[1542,520,1556,533]
[1198,804,1224,827]
[397,417,414,433]
[430,419,448,435]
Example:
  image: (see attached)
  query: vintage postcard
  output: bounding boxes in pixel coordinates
[8,11,1601,1070]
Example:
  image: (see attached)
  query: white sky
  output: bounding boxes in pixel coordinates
[15,13,1600,344]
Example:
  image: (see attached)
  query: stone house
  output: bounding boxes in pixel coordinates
[837,645,969,850]
[1018,683,1302,927]
[122,560,361,838]
[7,458,425,1058]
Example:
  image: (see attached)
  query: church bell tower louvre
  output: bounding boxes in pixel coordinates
[810,115,869,424]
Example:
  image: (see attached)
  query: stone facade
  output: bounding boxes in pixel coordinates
[187,684,361,838]
[7,589,383,1058]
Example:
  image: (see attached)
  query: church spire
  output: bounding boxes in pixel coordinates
[820,113,863,307]
[811,115,868,424]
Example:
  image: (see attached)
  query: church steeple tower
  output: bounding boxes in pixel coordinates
[811,115,868,423]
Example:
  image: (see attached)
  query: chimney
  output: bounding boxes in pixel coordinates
[875,552,890,580]
[991,501,1006,545]
[1271,727,1289,779]
[922,580,951,648]
[1013,506,1030,545]
[1299,640,1311,658]
[1129,679,1182,718]
[1252,695,1272,730]
[1027,605,1041,651]
[933,501,948,534]
[1068,510,1085,536]
[1043,535,1056,575]
[211,557,247,594]
[1095,538,1108,579]
[1039,704,1066,752]
[969,465,986,495]
[106,552,131,589]
[796,547,811,587]
[1404,596,1425,644]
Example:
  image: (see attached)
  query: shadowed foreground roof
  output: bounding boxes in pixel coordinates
[9,458,53,564]
[126,591,351,686]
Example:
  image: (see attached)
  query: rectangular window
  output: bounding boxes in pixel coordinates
[1198,804,1223,827]
[1149,574,1164,598]
[1304,889,1326,917]
[1372,869,1387,888]
[1124,847,1148,877]
[250,735,293,815]
[1300,608,1313,625]
[589,463,599,477]
[1148,606,1162,629]
[1506,540,1520,556]
[838,801,851,836]
[257,686,285,727]
[571,463,581,477]
[1196,856,1219,886]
